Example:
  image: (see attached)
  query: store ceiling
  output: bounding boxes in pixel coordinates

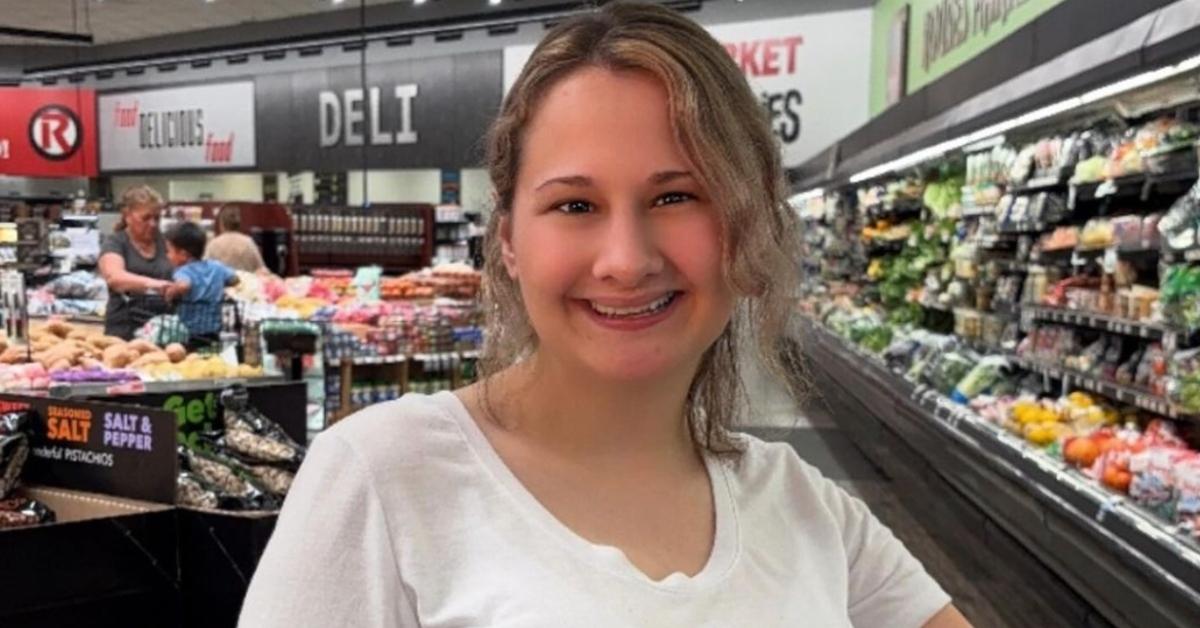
[0,0,577,46]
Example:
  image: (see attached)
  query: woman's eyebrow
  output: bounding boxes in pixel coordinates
[535,175,592,191]
[534,170,693,191]
[649,170,693,185]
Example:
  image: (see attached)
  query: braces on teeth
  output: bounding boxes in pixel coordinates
[591,293,675,317]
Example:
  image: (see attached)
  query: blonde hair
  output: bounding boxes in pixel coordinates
[481,1,807,456]
[115,184,164,232]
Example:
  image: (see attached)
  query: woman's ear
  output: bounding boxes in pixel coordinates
[499,213,518,279]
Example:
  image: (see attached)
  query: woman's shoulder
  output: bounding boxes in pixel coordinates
[723,431,840,503]
[101,229,130,251]
[315,392,469,475]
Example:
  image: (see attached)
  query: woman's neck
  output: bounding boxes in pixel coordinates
[129,232,156,251]
[494,351,700,463]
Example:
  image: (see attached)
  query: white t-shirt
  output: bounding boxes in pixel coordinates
[239,392,950,627]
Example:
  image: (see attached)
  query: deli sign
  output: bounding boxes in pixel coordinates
[98,81,256,171]
[0,87,97,177]
[255,51,501,171]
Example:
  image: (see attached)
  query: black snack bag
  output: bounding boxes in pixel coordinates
[0,497,56,529]
[178,446,281,511]
[220,385,306,469]
[0,412,29,436]
[0,412,32,499]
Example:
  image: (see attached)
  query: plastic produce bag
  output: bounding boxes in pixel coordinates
[951,356,1011,403]
[925,350,980,395]
[1159,180,1200,252]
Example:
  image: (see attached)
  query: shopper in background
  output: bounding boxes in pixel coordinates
[164,221,239,351]
[205,205,267,274]
[242,2,970,627]
[98,184,174,340]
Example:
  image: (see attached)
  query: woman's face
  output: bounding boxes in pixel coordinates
[125,204,161,244]
[504,67,735,383]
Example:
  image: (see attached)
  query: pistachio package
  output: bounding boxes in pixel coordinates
[0,496,55,529]
[178,446,280,511]
[220,385,306,470]
[0,412,32,499]
[176,471,221,510]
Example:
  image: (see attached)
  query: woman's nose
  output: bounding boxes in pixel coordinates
[592,210,664,286]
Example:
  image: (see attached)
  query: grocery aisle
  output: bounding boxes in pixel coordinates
[742,393,1101,628]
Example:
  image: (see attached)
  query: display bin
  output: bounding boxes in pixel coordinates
[178,507,279,628]
[0,487,178,628]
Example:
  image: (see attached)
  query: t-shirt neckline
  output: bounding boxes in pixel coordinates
[434,391,739,594]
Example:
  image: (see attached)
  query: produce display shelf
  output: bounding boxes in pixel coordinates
[326,354,407,367]
[1007,355,1189,420]
[865,239,905,256]
[803,321,1200,627]
[20,376,286,399]
[959,205,998,218]
[996,221,1052,235]
[1163,248,1200,264]
[865,201,924,219]
[1070,169,1198,205]
[994,259,1039,274]
[1010,174,1068,195]
[1024,305,1191,345]
[917,299,952,312]
[977,235,1019,249]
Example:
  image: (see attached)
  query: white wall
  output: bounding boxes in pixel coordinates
[347,169,441,205]
[459,168,493,217]
[110,175,173,199]
[110,174,264,202]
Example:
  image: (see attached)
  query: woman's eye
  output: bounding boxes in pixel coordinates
[653,192,695,207]
[554,200,594,214]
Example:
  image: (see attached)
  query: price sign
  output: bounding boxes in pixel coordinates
[1163,332,1177,354]
[1102,246,1118,273]
[1096,180,1118,198]
[1067,185,1077,210]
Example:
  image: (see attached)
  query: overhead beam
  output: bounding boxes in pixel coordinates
[0,26,93,45]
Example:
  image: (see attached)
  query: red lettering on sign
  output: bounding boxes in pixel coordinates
[114,100,139,128]
[38,112,71,152]
[781,36,803,74]
[722,36,804,77]
[205,132,235,163]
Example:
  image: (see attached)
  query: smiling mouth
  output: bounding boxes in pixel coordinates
[588,292,680,319]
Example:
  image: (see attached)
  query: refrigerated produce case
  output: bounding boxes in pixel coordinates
[791,11,1200,626]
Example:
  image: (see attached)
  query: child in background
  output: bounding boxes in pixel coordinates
[164,221,239,350]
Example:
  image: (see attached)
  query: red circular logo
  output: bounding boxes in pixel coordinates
[28,105,82,161]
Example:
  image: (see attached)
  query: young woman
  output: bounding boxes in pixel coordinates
[240,3,969,626]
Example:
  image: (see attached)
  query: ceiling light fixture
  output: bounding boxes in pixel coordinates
[848,51,1200,184]
[490,0,502,5]
[414,0,427,5]
[789,187,825,204]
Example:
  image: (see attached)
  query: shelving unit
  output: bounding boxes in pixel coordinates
[294,204,434,274]
[1023,305,1191,344]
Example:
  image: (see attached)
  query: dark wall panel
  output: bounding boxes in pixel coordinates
[254,51,501,172]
